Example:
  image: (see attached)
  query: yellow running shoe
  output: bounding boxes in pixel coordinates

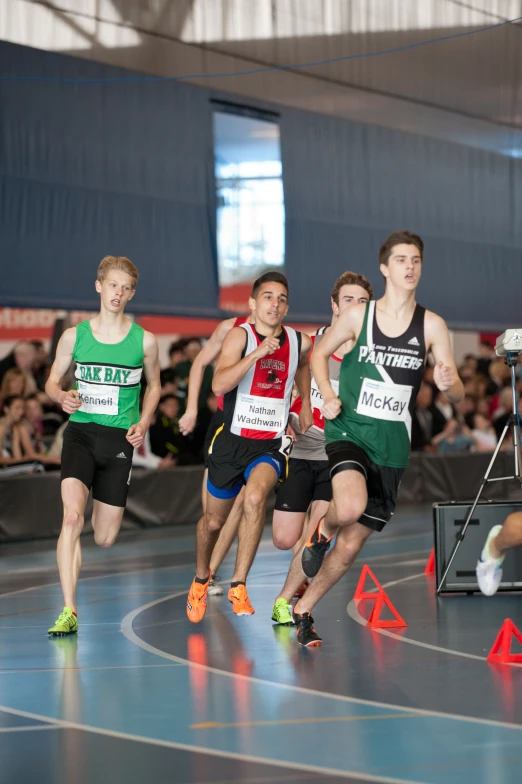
[271,597,294,626]
[48,607,78,637]
[228,584,255,616]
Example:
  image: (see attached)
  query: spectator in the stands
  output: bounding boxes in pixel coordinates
[149,394,195,465]
[0,367,28,404]
[488,359,511,402]
[23,394,45,453]
[31,340,49,392]
[173,337,214,413]
[432,389,455,430]
[14,395,61,468]
[0,395,45,474]
[458,394,477,429]
[462,354,478,374]
[471,413,497,452]
[411,383,436,451]
[476,340,494,377]
[0,395,26,463]
[432,417,474,454]
[412,383,449,451]
[168,339,188,370]
[476,398,491,418]
[132,430,177,470]
[0,341,37,392]
[492,387,515,441]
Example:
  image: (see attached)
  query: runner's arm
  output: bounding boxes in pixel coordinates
[310,306,361,402]
[45,328,83,414]
[126,331,161,448]
[294,333,313,433]
[213,327,279,397]
[212,328,250,397]
[426,312,464,404]
[179,318,236,435]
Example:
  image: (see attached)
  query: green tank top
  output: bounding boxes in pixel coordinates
[70,320,144,430]
[325,301,426,468]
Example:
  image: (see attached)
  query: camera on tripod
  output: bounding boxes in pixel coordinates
[438,327,522,593]
[495,329,522,358]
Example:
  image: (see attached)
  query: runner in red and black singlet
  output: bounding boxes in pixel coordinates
[179,312,253,596]
[269,273,373,627]
[186,271,312,623]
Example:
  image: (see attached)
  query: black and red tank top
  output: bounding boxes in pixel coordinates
[224,323,301,440]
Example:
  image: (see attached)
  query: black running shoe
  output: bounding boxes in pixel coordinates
[301,520,334,579]
[293,610,322,648]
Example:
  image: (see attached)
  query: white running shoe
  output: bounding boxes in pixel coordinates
[476,524,505,596]
[207,576,224,596]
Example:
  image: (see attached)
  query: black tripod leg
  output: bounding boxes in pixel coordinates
[436,422,510,594]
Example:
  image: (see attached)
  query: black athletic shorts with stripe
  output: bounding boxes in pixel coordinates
[61,421,133,508]
[203,409,225,468]
[326,440,403,532]
[274,458,331,513]
[207,426,287,500]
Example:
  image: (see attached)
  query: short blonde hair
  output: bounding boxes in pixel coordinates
[97,256,139,288]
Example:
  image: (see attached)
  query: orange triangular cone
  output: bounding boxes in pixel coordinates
[487,619,522,664]
[424,548,435,575]
[354,565,385,600]
[367,591,407,629]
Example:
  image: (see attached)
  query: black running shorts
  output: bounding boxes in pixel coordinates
[207,426,286,500]
[203,409,225,468]
[325,440,403,532]
[61,421,133,508]
[274,458,331,513]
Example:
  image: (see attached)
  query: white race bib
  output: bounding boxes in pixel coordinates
[232,394,286,433]
[77,381,119,416]
[356,378,411,423]
[311,376,339,408]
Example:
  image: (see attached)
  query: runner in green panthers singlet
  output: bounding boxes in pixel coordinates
[326,299,426,468]
[290,231,463,647]
[71,320,144,430]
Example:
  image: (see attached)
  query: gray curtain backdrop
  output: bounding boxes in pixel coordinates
[1,40,521,328]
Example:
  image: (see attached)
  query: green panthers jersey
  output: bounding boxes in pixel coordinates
[325,301,426,468]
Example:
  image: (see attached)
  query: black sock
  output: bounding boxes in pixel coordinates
[195,574,209,585]
[230,580,245,588]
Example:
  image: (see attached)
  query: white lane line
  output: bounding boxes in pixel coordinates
[0,548,428,602]
[0,529,431,601]
[120,588,522,732]
[0,704,426,784]
[0,561,196,600]
[0,724,61,733]
[346,572,522,666]
[0,664,182,674]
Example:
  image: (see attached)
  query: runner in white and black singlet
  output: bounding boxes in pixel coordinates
[270,272,373,627]
[186,271,313,623]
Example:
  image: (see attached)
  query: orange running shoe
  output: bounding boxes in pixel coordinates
[228,584,255,616]
[187,572,211,623]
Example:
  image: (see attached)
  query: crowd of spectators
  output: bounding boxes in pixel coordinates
[1,334,509,478]
[412,340,516,454]
[0,336,216,476]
